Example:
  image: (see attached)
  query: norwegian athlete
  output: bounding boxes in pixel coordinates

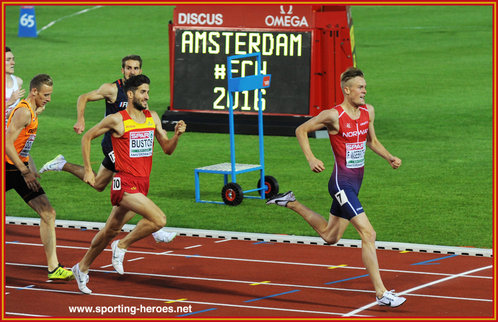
[5,74,74,280]
[266,67,406,307]
[72,74,186,294]
[39,55,176,243]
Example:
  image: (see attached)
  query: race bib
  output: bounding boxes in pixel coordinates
[19,134,36,157]
[345,141,366,169]
[112,177,121,191]
[334,190,348,206]
[129,130,154,158]
[108,150,115,163]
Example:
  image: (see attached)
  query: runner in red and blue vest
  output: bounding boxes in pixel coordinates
[267,67,406,308]
[71,75,187,294]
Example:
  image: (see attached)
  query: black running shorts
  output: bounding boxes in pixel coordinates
[5,162,46,203]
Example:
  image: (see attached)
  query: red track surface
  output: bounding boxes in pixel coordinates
[3,224,494,318]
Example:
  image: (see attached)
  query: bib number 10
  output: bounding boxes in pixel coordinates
[112,177,122,191]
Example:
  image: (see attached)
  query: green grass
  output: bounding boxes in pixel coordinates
[4,5,493,248]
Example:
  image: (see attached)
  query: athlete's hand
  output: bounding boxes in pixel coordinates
[73,119,85,134]
[83,170,95,186]
[23,171,41,192]
[174,120,187,136]
[309,157,325,173]
[12,88,26,101]
[389,156,402,169]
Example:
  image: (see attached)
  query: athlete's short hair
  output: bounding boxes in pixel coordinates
[124,74,150,94]
[6,46,11,53]
[122,55,142,68]
[340,67,364,90]
[30,74,53,91]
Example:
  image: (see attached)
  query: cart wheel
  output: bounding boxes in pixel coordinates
[257,175,279,199]
[221,182,244,206]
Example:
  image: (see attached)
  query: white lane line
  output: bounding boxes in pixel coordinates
[214,239,232,243]
[342,265,493,317]
[37,6,103,34]
[6,262,492,303]
[4,285,371,317]
[5,241,491,280]
[184,245,202,250]
[127,257,144,262]
[5,312,50,317]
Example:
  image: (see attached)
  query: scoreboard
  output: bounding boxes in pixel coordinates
[167,5,355,133]
[173,28,311,115]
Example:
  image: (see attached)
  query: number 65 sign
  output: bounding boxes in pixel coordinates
[18,6,37,38]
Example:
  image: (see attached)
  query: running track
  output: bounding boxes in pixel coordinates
[3,223,494,318]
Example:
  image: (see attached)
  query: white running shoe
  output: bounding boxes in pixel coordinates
[152,230,177,243]
[39,154,66,173]
[111,240,126,275]
[376,290,406,307]
[71,263,92,294]
[266,191,296,207]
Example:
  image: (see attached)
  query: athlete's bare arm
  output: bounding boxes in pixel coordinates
[365,104,401,169]
[74,82,118,134]
[150,110,186,155]
[295,109,340,173]
[5,107,40,191]
[81,113,123,185]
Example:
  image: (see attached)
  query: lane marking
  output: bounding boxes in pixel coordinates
[250,281,271,286]
[5,241,492,279]
[328,264,348,269]
[184,245,202,249]
[244,290,300,303]
[411,254,458,266]
[342,265,493,317]
[165,298,187,304]
[253,241,272,245]
[16,284,35,290]
[185,254,200,258]
[37,6,103,34]
[177,308,217,317]
[324,274,369,285]
[7,263,492,302]
[127,257,144,262]
[4,285,371,317]
[214,239,231,243]
[5,312,50,317]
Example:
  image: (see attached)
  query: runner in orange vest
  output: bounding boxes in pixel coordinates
[5,74,74,281]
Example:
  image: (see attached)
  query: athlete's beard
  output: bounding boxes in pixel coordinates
[133,97,147,111]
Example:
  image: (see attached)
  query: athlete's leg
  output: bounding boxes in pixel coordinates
[27,194,59,271]
[350,212,387,298]
[286,200,350,244]
[62,163,113,192]
[77,206,135,273]
[116,193,166,250]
